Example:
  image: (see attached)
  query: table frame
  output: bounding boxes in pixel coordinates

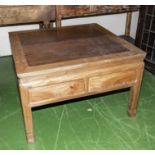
[9,24,145,143]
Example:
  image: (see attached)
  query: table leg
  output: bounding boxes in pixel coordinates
[128,64,144,117]
[19,85,34,143]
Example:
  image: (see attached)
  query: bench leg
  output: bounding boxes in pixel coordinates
[19,85,34,143]
[128,64,144,117]
[125,12,132,36]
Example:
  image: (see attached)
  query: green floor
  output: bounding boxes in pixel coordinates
[0,56,155,150]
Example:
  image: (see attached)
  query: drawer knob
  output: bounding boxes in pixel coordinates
[70,85,74,89]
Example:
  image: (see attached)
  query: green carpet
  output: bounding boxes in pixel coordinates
[0,56,155,150]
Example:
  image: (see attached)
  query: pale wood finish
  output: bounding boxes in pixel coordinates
[29,79,86,106]
[0,5,55,29]
[128,63,144,116]
[9,24,144,77]
[19,84,34,143]
[88,70,136,93]
[9,24,145,143]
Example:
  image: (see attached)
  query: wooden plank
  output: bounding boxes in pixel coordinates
[57,5,139,19]
[0,5,55,26]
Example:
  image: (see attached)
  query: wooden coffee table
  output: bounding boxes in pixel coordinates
[9,23,146,143]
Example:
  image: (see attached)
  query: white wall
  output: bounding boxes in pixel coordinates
[0,11,139,57]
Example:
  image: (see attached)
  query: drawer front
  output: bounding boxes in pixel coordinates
[29,79,85,105]
[88,70,136,93]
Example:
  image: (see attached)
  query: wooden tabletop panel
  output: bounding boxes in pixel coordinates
[18,24,129,66]
[9,24,145,77]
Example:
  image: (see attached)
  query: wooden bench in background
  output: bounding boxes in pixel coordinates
[0,5,140,42]
[55,5,139,39]
[0,5,55,29]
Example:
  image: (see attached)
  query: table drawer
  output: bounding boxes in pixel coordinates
[88,70,136,93]
[29,79,85,105]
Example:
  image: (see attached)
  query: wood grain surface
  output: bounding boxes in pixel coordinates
[56,5,139,19]
[0,5,55,26]
[18,25,128,66]
[55,5,139,28]
[9,23,145,143]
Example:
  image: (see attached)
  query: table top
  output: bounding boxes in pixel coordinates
[9,23,145,78]
[18,24,129,66]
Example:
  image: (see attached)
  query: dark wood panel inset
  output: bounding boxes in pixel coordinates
[18,24,129,66]
[19,24,105,46]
